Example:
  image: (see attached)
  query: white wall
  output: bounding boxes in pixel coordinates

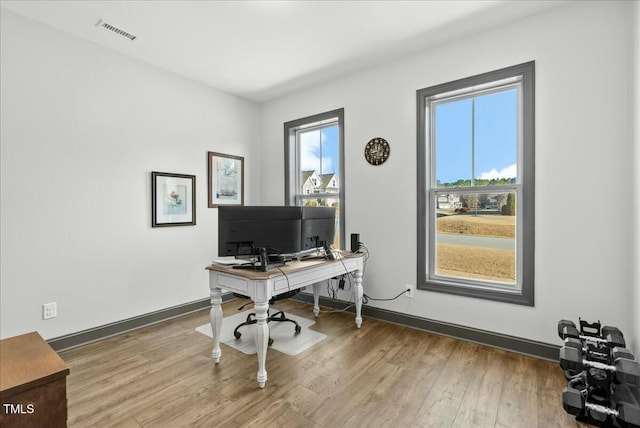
[0,10,260,340]
[260,1,637,347]
[632,0,640,356]
[2,2,636,351]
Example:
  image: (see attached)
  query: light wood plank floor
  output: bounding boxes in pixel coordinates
[60,299,587,427]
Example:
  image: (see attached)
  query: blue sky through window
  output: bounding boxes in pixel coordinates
[435,89,517,185]
[299,125,339,177]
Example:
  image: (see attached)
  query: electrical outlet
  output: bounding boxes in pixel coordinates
[43,302,57,320]
[404,284,415,298]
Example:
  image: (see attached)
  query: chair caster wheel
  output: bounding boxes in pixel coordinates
[234,331,241,339]
[295,325,302,335]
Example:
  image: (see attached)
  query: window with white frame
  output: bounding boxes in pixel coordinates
[417,62,535,305]
[285,109,345,249]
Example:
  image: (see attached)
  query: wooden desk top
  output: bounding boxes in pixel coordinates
[206,253,363,280]
[0,331,69,397]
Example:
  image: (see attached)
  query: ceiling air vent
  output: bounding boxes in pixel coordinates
[95,19,137,41]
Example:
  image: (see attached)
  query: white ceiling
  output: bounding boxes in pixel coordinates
[0,0,563,102]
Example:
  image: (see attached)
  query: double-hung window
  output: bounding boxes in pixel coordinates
[285,108,345,249]
[417,62,535,305]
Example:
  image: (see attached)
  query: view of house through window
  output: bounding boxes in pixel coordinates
[417,62,535,305]
[285,109,344,249]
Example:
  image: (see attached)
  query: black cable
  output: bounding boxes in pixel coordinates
[363,289,409,304]
[326,278,338,299]
[274,265,291,293]
[237,301,253,311]
[297,297,356,314]
[291,240,374,313]
[322,244,363,307]
[336,244,369,277]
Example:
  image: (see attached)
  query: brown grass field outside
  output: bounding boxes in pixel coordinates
[436,213,516,282]
[436,243,515,282]
[437,214,515,237]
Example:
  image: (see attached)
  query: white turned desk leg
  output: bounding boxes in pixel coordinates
[312,282,320,317]
[354,269,363,328]
[254,301,269,388]
[210,288,223,363]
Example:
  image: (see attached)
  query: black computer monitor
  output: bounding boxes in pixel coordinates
[301,206,336,251]
[218,206,335,259]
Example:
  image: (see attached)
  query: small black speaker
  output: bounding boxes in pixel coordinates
[350,233,360,253]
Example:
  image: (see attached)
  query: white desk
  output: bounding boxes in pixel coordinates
[206,254,364,388]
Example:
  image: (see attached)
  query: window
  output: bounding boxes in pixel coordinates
[285,108,345,249]
[417,62,535,305]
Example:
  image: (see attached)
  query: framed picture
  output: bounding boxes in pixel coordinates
[208,151,244,208]
[151,171,196,227]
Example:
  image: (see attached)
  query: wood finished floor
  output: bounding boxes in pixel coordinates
[59,299,587,428]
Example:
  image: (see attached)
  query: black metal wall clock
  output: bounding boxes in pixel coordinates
[364,137,390,165]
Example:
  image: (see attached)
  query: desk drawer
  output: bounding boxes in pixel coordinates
[216,274,249,293]
[273,277,291,293]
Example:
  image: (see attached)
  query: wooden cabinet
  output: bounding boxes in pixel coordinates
[1,332,69,428]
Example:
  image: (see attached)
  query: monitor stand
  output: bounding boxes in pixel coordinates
[232,261,286,272]
[232,248,287,272]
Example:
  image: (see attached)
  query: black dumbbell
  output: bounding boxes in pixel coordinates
[614,347,636,362]
[563,386,616,422]
[563,338,631,358]
[558,320,626,348]
[564,343,633,367]
[558,320,576,339]
[560,338,586,379]
[560,346,640,385]
[614,384,640,428]
[562,386,587,416]
[602,326,626,348]
[558,320,580,340]
[563,386,640,427]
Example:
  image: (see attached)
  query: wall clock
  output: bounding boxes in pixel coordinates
[364,137,390,165]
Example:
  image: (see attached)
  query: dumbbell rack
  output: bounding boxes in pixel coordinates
[558,318,640,428]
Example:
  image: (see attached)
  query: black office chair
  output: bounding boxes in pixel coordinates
[233,289,302,346]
